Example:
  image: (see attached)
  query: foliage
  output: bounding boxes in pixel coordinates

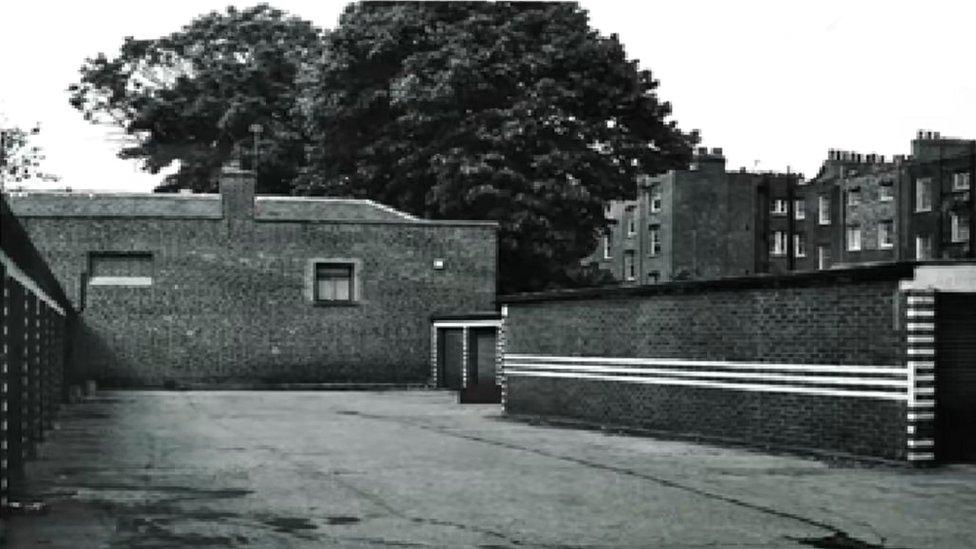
[299,1,697,293]
[0,122,59,185]
[68,4,323,193]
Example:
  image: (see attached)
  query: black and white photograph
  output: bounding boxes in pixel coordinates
[1,1,975,547]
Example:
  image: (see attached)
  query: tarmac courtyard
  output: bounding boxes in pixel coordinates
[4,390,975,548]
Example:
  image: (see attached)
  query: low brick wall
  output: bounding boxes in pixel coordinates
[500,266,919,461]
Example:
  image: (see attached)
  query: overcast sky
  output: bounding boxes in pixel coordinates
[1,0,973,191]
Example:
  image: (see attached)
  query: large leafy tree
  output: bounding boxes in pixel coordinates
[0,121,59,186]
[300,1,697,293]
[68,4,323,193]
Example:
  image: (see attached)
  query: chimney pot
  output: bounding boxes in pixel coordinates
[711,147,723,156]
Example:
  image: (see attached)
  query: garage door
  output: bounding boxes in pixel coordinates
[437,328,463,390]
[935,292,976,463]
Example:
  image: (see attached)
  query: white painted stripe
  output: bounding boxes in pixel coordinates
[915,387,935,396]
[906,348,935,356]
[906,335,935,344]
[906,309,935,318]
[906,296,935,305]
[503,362,907,387]
[504,369,907,401]
[915,375,935,383]
[907,361,935,369]
[907,452,935,461]
[505,354,904,374]
[907,425,916,435]
[433,319,502,329]
[907,412,935,421]
[906,323,935,332]
[907,439,934,448]
[88,276,152,286]
[0,249,66,315]
[910,400,935,409]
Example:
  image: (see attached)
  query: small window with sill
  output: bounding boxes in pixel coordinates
[951,212,970,243]
[879,181,894,201]
[309,259,361,304]
[649,186,662,212]
[771,199,787,215]
[952,172,971,192]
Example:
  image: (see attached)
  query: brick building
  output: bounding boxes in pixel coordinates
[800,131,975,270]
[499,262,976,463]
[588,132,975,283]
[5,167,497,386]
[583,147,798,283]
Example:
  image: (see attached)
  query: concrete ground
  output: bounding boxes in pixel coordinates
[4,391,975,548]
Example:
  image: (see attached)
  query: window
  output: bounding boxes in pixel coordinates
[846,225,862,251]
[315,263,354,302]
[953,172,971,191]
[647,271,660,284]
[794,199,805,220]
[648,224,661,256]
[879,181,894,201]
[817,246,830,270]
[818,196,831,225]
[649,186,662,212]
[794,233,807,258]
[626,207,636,237]
[88,252,153,286]
[623,251,636,281]
[915,235,932,260]
[951,212,970,243]
[603,235,612,259]
[878,220,894,249]
[770,231,787,256]
[771,199,787,215]
[915,177,932,212]
[847,188,861,206]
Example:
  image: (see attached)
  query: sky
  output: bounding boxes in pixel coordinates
[1,0,973,192]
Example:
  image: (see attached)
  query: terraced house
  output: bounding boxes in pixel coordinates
[589,131,976,283]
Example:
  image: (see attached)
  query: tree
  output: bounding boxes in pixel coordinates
[0,122,59,186]
[68,4,323,193]
[299,1,697,293]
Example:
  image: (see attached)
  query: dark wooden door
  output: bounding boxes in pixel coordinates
[935,292,976,463]
[438,328,463,390]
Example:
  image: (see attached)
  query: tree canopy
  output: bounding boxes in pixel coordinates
[69,2,697,292]
[0,121,59,186]
[68,4,323,193]
[300,2,696,292]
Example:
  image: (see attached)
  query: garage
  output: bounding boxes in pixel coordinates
[935,292,976,463]
[431,313,502,402]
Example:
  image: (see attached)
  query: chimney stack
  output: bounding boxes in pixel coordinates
[219,158,256,221]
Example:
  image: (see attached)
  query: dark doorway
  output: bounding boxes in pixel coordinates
[935,292,976,463]
[460,328,500,403]
[437,328,463,390]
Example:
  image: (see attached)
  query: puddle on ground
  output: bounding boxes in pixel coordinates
[264,516,318,533]
[792,532,896,549]
[325,515,361,525]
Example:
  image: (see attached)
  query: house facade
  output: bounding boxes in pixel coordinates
[587,132,975,283]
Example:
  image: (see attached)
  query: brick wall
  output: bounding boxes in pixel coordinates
[500,268,913,460]
[8,188,496,386]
